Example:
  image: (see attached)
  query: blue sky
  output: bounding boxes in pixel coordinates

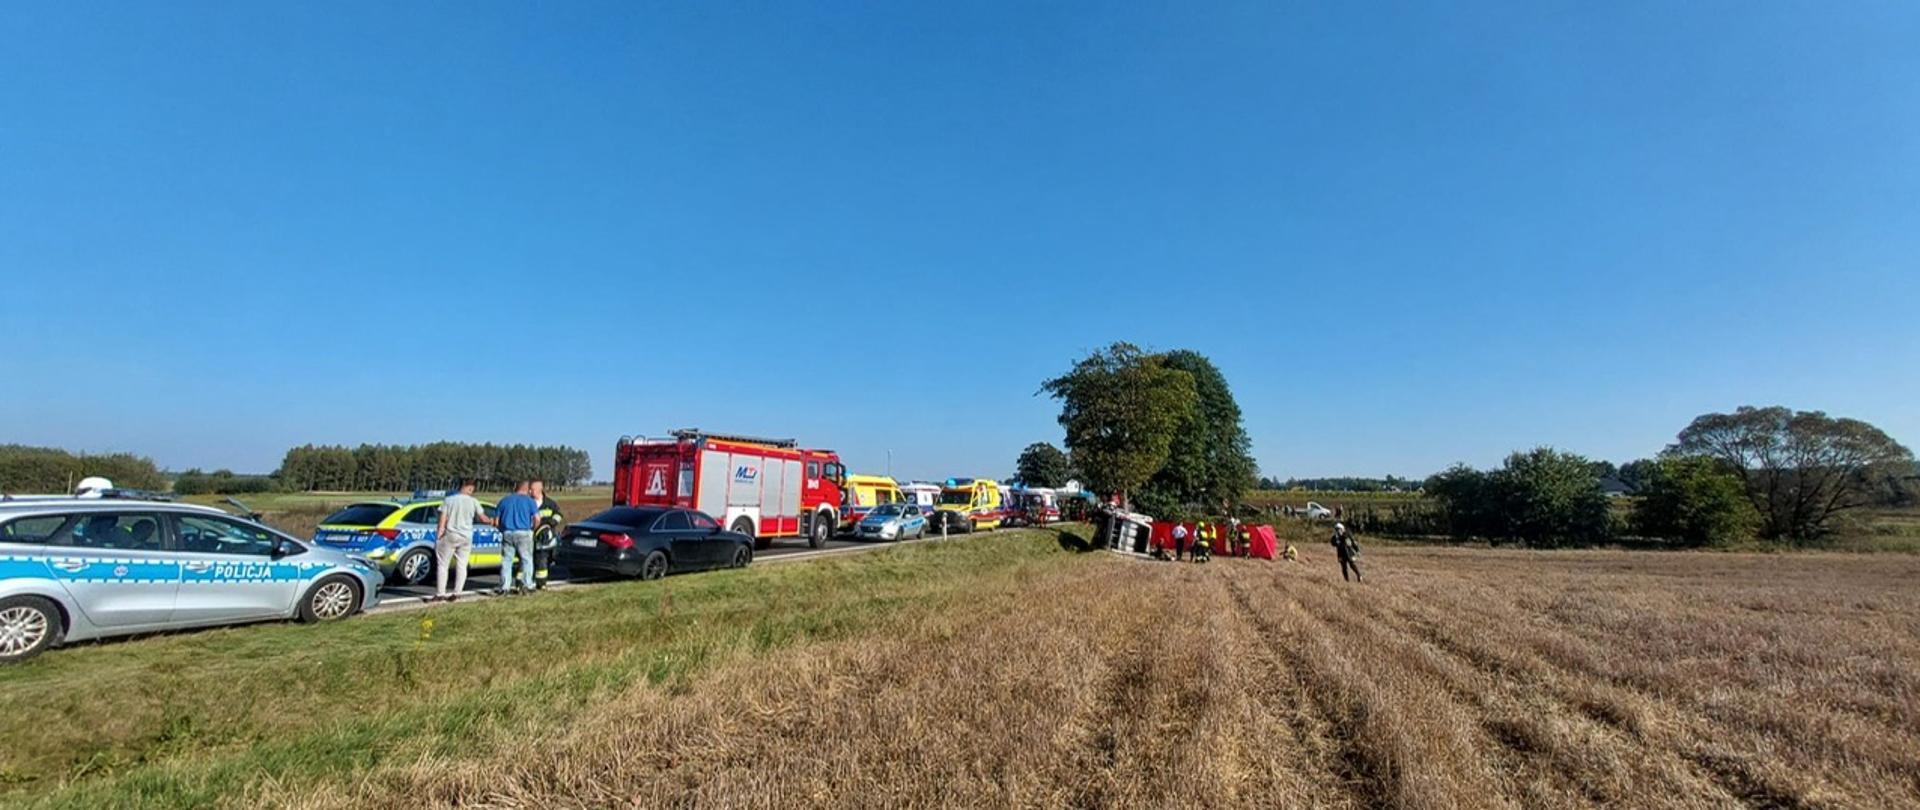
[3,1,1916,483]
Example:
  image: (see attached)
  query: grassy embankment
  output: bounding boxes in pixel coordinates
[5,527,1919,808]
[0,527,1081,807]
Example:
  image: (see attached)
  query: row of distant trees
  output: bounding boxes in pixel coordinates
[1256,475,1419,492]
[275,443,592,492]
[1417,407,1914,547]
[0,445,168,493]
[0,442,597,496]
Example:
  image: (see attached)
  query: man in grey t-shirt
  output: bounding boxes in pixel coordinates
[434,479,495,602]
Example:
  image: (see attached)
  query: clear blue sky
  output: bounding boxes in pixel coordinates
[3,2,1916,483]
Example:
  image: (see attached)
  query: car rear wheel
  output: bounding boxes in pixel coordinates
[808,513,830,549]
[640,550,670,580]
[392,549,434,586]
[0,596,62,664]
[731,545,752,568]
[299,577,361,623]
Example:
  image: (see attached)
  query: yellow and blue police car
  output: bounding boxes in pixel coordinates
[310,493,504,586]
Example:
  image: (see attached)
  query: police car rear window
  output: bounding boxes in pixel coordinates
[322,504,399,526]
[1,515,72,545]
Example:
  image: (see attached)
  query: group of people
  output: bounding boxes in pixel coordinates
[430,478,563,603]
[1167,519,1255,562]
[1161,517,1365,584]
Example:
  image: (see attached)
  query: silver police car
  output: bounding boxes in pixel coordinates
[0,498,383,663]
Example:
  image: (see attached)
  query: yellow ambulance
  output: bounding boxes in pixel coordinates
[933,478,1005,533]
[840,474,904,529]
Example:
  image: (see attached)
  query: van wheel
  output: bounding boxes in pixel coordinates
[299,577,362,623]
[808,514,831,549]
[640,550,670,581]
[391,549,434,586]
[0,596,62,664]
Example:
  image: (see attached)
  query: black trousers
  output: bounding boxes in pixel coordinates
[1339,555,1361,582]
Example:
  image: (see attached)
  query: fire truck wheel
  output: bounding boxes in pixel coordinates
[808,514,830,549]
[733,518,766,550]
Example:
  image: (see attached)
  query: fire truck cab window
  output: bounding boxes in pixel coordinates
[807,462,820,479]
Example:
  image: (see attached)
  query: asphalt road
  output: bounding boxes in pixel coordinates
[365,532,955,615]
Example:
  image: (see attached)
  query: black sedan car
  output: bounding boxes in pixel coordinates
[556,506,753,580]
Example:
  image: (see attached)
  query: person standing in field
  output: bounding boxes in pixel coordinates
[494,481,539,596]
[1172,523,1190,561]
[434,479,496,602]
[1330,522,1362,582]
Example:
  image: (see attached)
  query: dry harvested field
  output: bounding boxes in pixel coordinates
[5,534,1917,808]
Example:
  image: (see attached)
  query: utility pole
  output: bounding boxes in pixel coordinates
[886,449,893,479]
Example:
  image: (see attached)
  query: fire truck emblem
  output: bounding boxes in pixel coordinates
[644,468,668,496]
[734,465,759,484]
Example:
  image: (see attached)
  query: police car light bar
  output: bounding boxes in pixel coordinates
[101,489,175,502]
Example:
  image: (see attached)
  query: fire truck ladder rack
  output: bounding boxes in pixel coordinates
[668,428,799,449]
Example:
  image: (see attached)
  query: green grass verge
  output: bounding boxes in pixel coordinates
[0,527,1087,808]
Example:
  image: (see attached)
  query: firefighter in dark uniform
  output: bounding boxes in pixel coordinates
[529,480,565,589]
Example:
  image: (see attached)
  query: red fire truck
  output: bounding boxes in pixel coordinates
[612,429,846,550]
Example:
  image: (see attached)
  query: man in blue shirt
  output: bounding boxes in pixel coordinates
[495,481,541,595]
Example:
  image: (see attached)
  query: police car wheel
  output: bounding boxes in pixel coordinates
[731,545,751,568]
[391,549,433,586]
[0,597,61,663]
[640,550,670,581]
[299,577,361,623]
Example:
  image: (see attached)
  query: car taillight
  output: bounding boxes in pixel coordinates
[599,532,633,549]
[373,529,399,540]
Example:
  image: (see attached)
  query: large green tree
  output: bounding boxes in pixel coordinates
[1041,343,1195,506]
[1134,350,1256,517]
[1493,447,1613,547]
[1631,456,1757,547]
[1425,463,1497,540]
[1424,448,1612,546]
[1014,442,1074,488]
[1669,406,1913,542]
